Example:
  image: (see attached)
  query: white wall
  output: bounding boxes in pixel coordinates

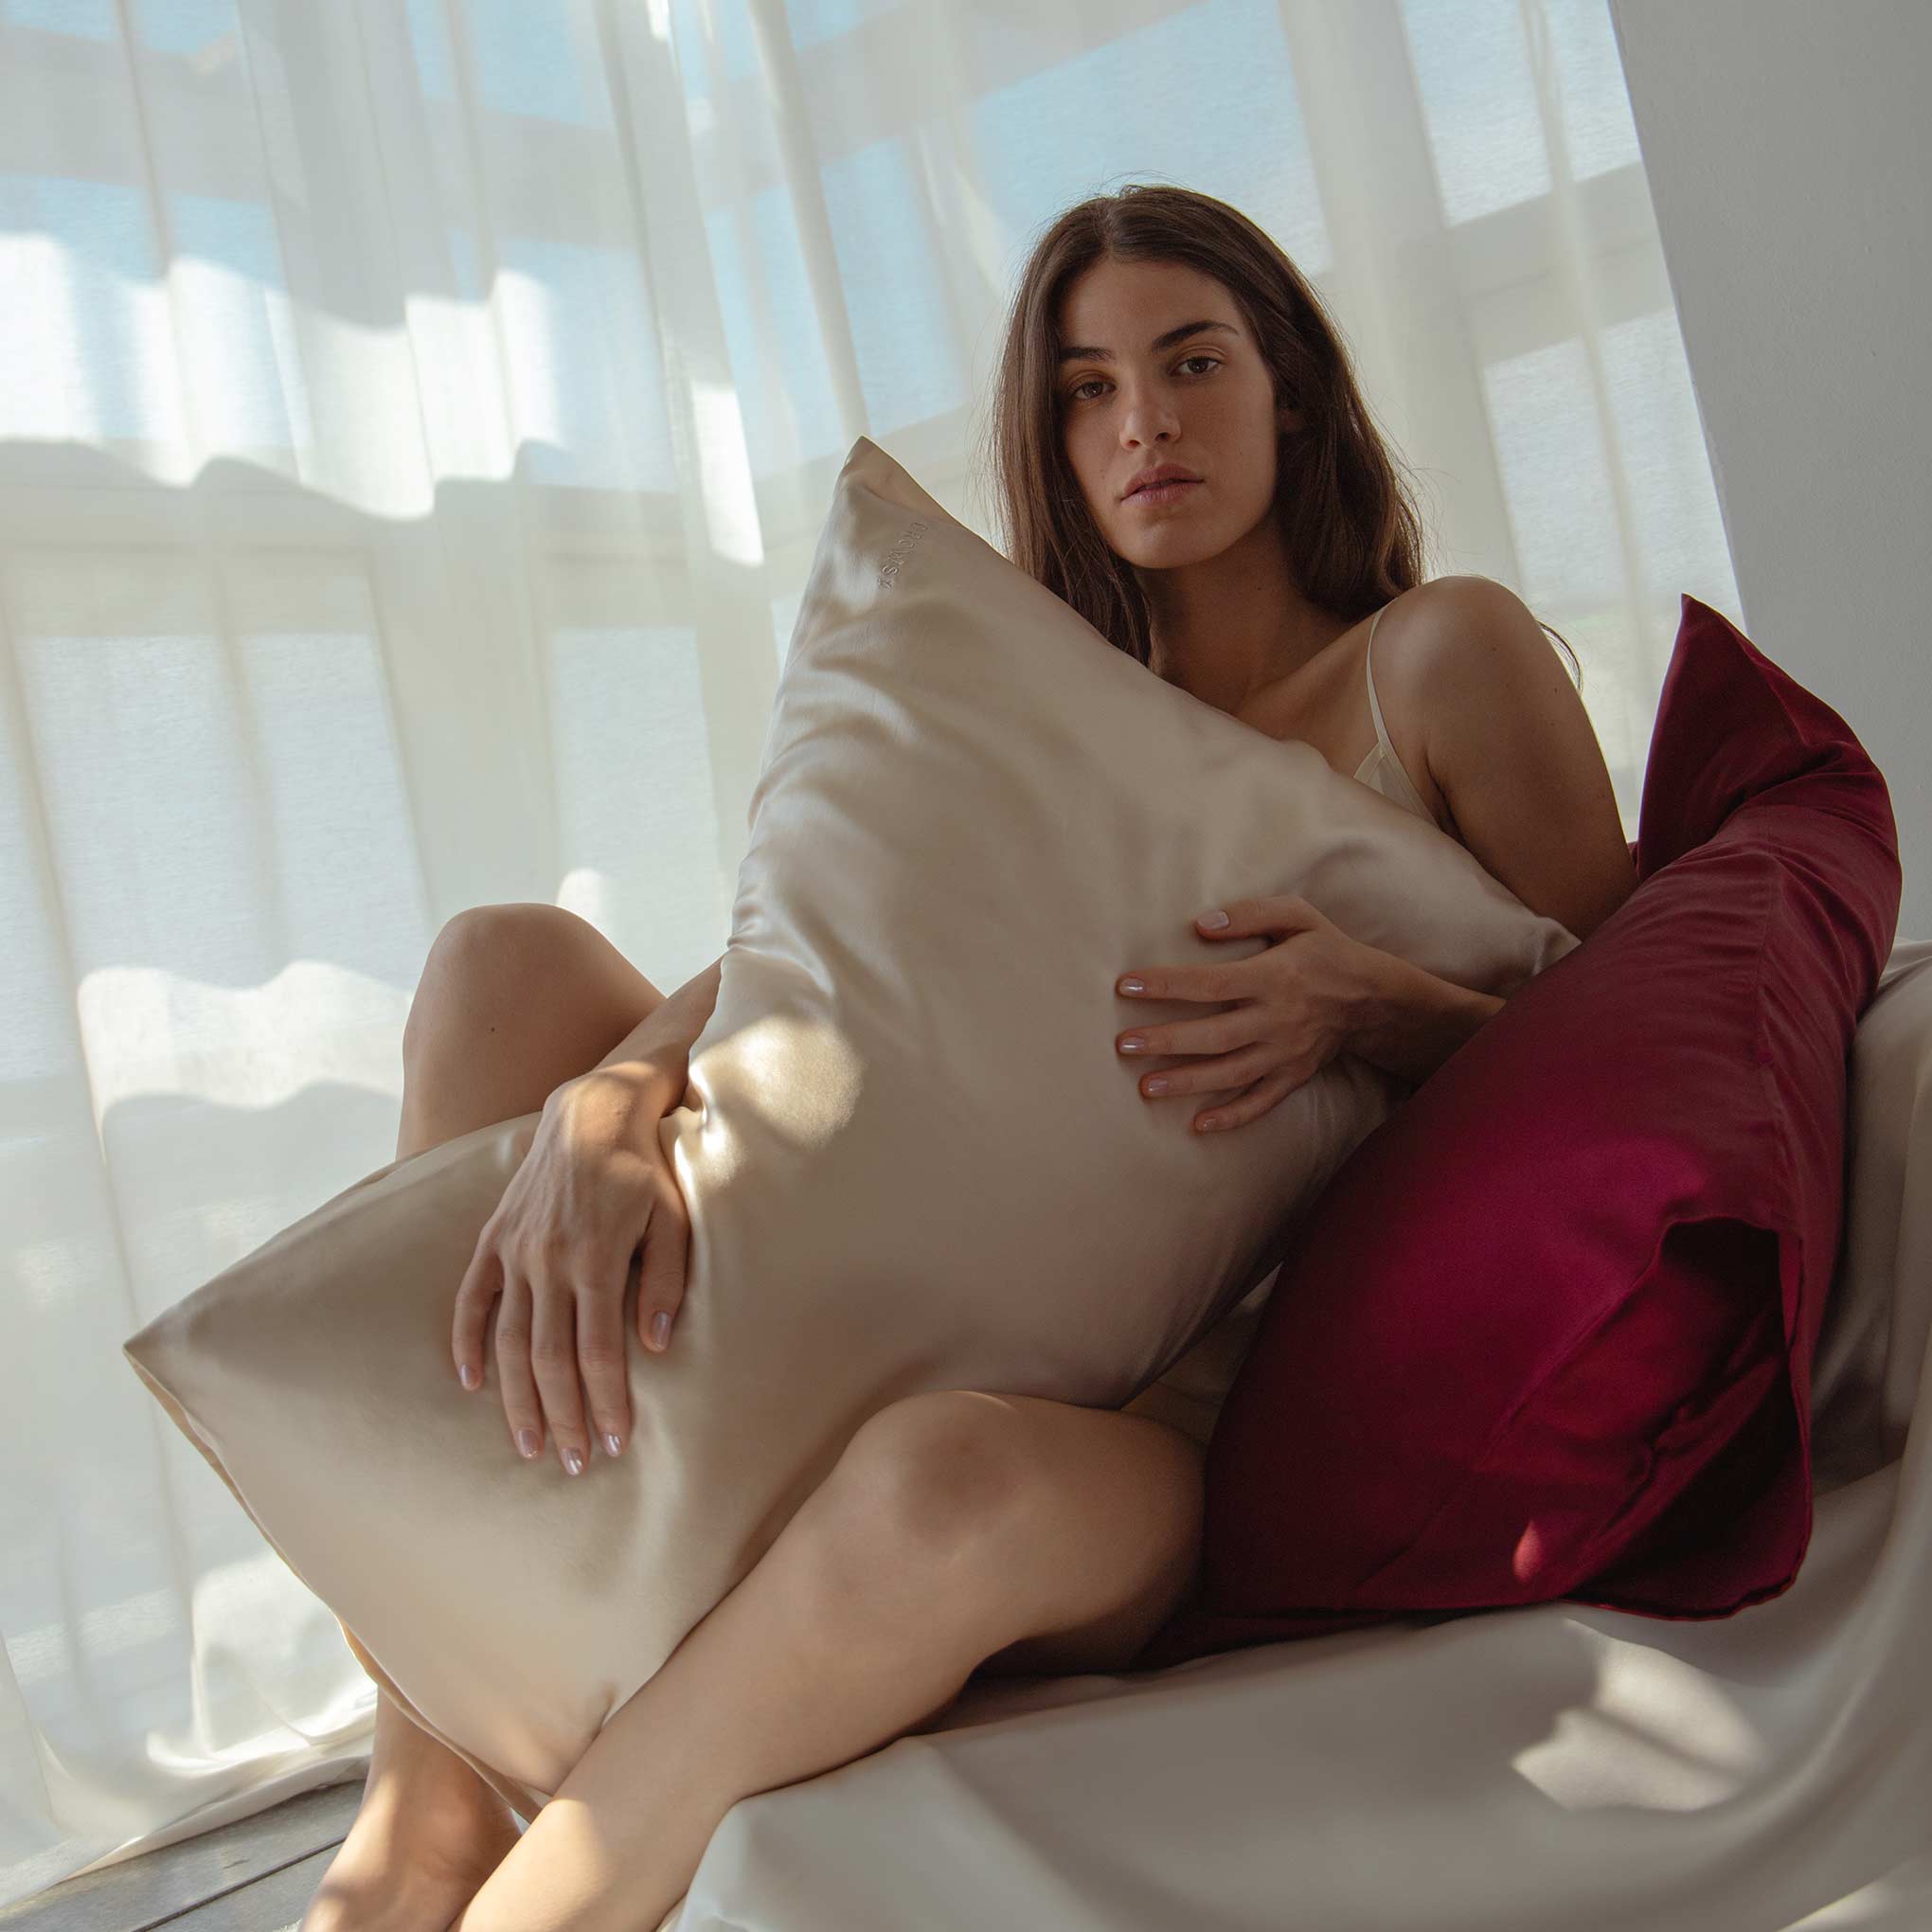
[1608,0,1929,943]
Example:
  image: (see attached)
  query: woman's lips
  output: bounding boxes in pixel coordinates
[1128,478,1201,505]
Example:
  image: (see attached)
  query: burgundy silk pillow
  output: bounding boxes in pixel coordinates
[1136,594,1902,1670]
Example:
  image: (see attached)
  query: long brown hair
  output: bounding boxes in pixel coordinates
[974,182,1582,689]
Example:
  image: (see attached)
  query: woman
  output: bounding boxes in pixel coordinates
[302,185,1637,1932]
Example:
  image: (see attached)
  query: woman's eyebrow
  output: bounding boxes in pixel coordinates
[1055,319,1240,365]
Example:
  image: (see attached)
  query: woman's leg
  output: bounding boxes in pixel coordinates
[448,1389,1205,1932]
[302,904,668,1932]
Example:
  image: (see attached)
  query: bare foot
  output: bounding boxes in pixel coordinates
[300,1791,523,1932]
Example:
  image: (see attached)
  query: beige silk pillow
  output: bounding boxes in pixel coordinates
[121,434,1580,1817]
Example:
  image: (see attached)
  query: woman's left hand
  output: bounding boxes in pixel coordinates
[1115,895,1379,1134]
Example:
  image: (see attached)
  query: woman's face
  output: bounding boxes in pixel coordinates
[1054,254,1297,570]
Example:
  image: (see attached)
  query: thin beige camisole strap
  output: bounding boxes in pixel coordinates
[1363,603,1396,753]
[1361,603,1437,824]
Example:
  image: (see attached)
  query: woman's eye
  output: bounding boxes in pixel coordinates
[1066,356,1220,404]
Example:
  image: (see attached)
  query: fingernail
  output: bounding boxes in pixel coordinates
[1119,977,1145,994]
[603,1431,622,1458]
[651,1310,672,1351]
[564,1446,584,1476]
[1119,1035,1146,1053]
[458,1362,478,1389]
[516,1427,540,1458]
[1198,908,1229,929]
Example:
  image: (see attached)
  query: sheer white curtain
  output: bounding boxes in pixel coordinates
[0,0,1736,1904]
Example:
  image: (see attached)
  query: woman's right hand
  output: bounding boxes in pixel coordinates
[450,1064,691,1475]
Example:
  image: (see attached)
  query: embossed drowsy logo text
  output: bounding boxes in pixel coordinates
[877,518,930,592]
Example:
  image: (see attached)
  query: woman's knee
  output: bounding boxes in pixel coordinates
[405,904,580,1059]
[803,1390,1206,1673]
[816,1391,1036,1569]
[402,902,657,1072]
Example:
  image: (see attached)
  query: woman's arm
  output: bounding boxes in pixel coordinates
[1346,947,1506,1087]
[1328,573,1638,1088]
[1409,576,1640,945]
